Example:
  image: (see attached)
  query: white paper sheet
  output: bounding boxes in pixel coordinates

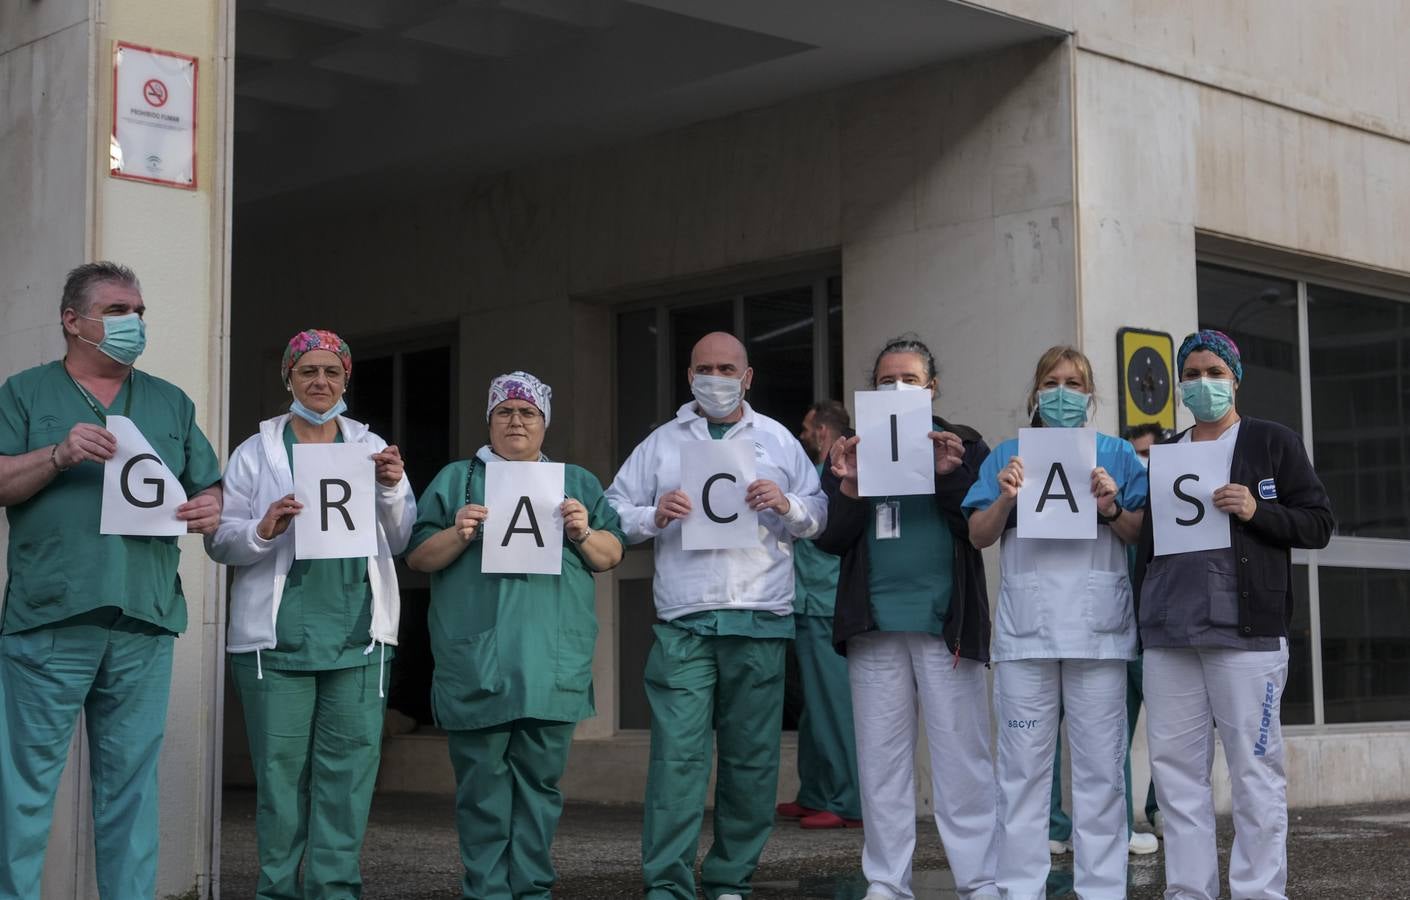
[854,389,936,497]
[1016,427,1097,540]
[481,461,566,575]
[680,439,759,550]
[100,415,189,537]
[1149,441,1234,556]
[293,443,377,560]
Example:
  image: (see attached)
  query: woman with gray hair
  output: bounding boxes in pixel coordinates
[406,370,626,900]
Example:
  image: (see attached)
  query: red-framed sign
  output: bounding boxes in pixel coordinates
[111,41,198,189]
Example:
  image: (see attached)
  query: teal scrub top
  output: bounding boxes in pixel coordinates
[865,494,954,636]
[792,463,840,617]
[0,362,222,634]
[409,458,626,731]
[231,424,379,671]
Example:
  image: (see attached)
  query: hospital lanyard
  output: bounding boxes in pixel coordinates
[67,369,132,424]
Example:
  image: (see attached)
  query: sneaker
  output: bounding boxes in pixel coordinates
[1048,839,1071,855]
[799,810,863,829]
[716,894,743,900]
[1129,831,1159,855]
[1151,810,1165,838]
[775,801,822,818]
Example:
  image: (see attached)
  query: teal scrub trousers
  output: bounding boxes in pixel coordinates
[231,661,388,900]
[447,718,577,900]
[641,626,787,900]
[792,613,861,820]
[0,609,173,900]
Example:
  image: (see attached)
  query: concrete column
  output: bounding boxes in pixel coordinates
[0,0,233,897]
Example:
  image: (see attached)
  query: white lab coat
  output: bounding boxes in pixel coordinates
[606,401,826,620]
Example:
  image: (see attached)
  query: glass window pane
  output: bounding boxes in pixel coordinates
[744,286,814,426]
[1319,566,1410,724]
[1195,263,1301,432]
[1284,564,1314,725]
[1307,285,1410,540]
[350,355,393,441]
[670,301,735,411]
[616,309,659,467]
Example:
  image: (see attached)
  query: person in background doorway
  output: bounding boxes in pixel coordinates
[606,332,826,900]
[208,328,416,900]
[776,400,863,830]
[819,335,999,900]
[0,262,223,900]
[1135,330,1333,900]
[965,345,1147,900]
[407,371,625,900]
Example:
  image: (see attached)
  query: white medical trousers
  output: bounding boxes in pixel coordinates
[847,632,999,900]
[993,658,1128,900]
[1143,644,1290,900]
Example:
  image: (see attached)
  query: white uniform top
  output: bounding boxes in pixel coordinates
[605,401,827,621]
[963,432,1148,662]
[207,414,415,654]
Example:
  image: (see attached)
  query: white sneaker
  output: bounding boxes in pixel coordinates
[716,894,744,900]
[1151,810,1165,838]
[1048,839,1071,855]
[1129,831,1159,855]
[863,893,895,900]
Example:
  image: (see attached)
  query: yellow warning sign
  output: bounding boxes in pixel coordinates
[1117,328,1175,433]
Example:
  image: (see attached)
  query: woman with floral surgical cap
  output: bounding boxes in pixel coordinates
[207,328,416,899]
[1133,329,1333,900]
[406,370,626,900]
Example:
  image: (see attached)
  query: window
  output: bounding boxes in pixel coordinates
[1197,261,1410,725]
[350,333,458,726]
[613,271,843,729]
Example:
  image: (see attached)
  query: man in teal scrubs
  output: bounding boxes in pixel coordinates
[606,333,828,900]
[776,401,861,829]
[0,262,223,899]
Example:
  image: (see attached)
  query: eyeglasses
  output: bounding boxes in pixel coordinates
[493,407,543,424]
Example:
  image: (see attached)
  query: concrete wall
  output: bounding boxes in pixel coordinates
[0,0,232,896]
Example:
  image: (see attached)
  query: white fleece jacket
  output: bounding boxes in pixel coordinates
[605,401,826,621]
[206,414,415,655]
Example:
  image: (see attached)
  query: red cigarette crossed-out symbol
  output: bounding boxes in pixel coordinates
[142,78,169,108]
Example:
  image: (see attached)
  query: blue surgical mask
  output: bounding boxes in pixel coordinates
[79,312,146,366]
[1036,386,1090,428]
[290,397,346,426]
[1179,377,1235,422]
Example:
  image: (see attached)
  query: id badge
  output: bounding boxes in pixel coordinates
[875,500,901,540]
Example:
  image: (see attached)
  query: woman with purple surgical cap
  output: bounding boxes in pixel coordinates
[1132,330,1333,900]
[406,370,626,900]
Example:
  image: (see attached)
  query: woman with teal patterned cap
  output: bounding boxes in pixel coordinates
[209,328,416,899]
[406,370,626,900]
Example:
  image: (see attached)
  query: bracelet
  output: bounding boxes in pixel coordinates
[50,443,69,473]
[570,526,593,545]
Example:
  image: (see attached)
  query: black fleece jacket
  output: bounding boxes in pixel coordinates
[1133,416,1334,637]
[814,416,993,662]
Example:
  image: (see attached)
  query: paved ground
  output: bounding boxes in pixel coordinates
[220,789,1410,898]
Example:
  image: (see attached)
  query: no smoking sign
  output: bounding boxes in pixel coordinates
[143,78,169,107]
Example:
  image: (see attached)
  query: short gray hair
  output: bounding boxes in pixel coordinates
[61,262,141,316]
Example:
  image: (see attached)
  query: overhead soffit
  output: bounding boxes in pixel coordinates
[233,0,1060,204]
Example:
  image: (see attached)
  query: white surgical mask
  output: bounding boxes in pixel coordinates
[877,380,923,392]
[691,374,745,419]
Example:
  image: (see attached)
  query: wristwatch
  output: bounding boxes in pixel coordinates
[1097,503,1123,524]
[570,526,593,545]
